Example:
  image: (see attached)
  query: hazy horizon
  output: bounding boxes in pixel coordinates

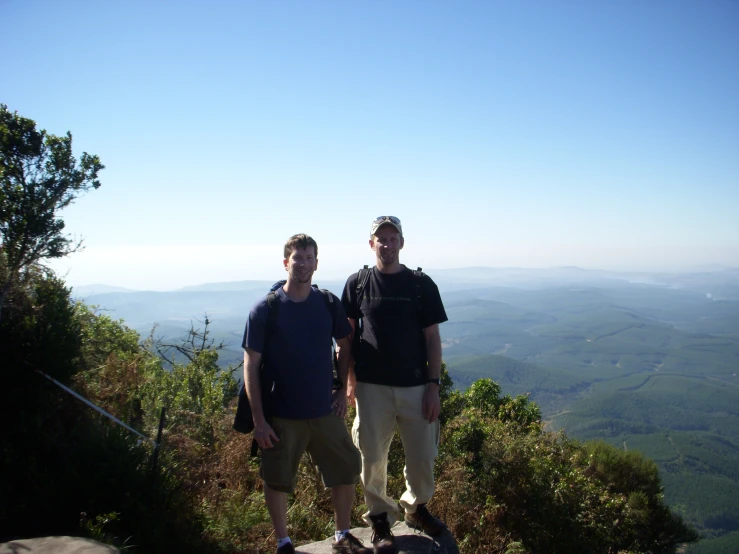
[64,261,738,293]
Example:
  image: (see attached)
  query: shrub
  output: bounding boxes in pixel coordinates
[434,405,698,554]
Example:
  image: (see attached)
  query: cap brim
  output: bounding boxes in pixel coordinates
[371,221,403,236]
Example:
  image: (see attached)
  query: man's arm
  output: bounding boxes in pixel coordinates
[343,317,358,406]
[332,335,351,418]
[422,323,442,423]
[423,323,442,380]
[244,348,279,448]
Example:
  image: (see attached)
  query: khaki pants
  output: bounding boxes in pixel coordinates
[352,382,440,525]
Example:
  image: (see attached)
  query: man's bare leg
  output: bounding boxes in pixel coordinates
[332,484,356,530]
[265,483,289,538]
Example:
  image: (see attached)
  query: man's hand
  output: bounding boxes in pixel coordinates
[346,380,356,407]
[422,384,441,423]
[253,421,279,449]
[332,387,348,418]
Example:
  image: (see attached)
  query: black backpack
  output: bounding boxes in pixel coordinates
[351,265,424,360]
[232,281,339,447]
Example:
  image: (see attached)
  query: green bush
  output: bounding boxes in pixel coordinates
[434,405,698,554]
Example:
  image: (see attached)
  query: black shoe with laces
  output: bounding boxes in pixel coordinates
[332,531,372,554]
[404,503,445,537]
[369,512,397,554]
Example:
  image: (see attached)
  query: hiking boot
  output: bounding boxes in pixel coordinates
[276,542,295,554]
[369,512,397,554]
[332,531,372,554]
[404,503,445,537]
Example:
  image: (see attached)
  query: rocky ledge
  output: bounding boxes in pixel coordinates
[296,522,459,554]
[0,522,459,554]
[0,536,120,553]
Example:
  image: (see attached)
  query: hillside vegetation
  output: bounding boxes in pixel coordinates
[1,270,699,553]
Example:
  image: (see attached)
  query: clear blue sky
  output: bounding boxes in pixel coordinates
[3,0,738,290]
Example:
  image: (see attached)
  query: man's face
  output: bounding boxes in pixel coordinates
[283,246,317,284]
[370,224,404,265]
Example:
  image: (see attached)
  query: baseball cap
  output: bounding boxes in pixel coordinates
[370,216,403,237]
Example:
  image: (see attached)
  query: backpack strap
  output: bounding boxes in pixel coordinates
[317,288,342,388]
[317,287,338,320]
[411,267,424,313]
[265,290,279,332]
[355,265,371,318]
[262,289,280,388]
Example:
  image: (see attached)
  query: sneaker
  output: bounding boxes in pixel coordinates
[369,512,397,554]
[276,542,295,554]
[332,531,372,554]
[404,503,445,537]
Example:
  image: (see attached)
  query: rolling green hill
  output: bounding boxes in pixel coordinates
[443,284,739,552]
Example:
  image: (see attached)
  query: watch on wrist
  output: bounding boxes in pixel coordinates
[427,378,441,386]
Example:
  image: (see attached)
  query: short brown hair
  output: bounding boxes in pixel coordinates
[283,233,318,259]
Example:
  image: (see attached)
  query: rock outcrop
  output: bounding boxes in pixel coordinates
[0,523,459,554]
[296,522,459,554]
[0,536,120,554]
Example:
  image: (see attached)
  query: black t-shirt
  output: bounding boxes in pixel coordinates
[341,266,448,387]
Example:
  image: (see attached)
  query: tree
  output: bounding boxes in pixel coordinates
[0,104,103,322]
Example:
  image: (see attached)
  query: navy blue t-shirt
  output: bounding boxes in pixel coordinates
[242,287,352,420]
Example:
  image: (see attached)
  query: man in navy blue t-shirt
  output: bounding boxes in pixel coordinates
[242,234,371,554]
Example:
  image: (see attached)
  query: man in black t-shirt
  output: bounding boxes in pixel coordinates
[342,217,448,554]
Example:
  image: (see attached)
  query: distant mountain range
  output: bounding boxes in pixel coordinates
[72,265,739,298]
[71,284,137,297]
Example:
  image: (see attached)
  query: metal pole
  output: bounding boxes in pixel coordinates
[151,407,166,478]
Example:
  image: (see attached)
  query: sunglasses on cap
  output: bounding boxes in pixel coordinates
[371,215,403,237]
[373,216,401,225]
